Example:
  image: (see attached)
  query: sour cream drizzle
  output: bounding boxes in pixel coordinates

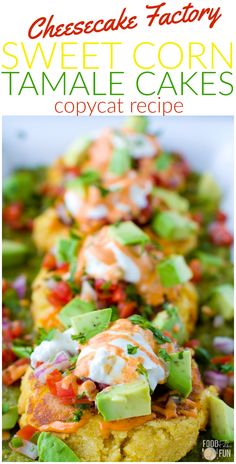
[74,319,167,390]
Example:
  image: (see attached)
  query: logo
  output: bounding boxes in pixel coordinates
[202,440,232,461]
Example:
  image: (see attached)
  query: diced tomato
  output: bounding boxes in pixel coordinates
[208,222,233,247]
[2,279,8,294]
[216,210,227,222]
[189,259,202,283]
[3,202,23,229]
[3,320,24,342]
[211,355,233,365]
[11,320,24,338]
[42,253,57,270]
[46,369,63,395]
[55,379,77,404]
[17,425,38,440]
[184,339,200,349]
[64,166,81,176]
[112,287,126,303]
[2,347,16,369]
[191,212,203,225]
[118,301,137,318]
[3,358,29,386]
[48,281,73,308]
[57,263,70,273]
[223,387,234,407]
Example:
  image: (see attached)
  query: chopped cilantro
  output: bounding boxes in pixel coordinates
[72,409,83,422]
[136,363,148,381]
[195,347,211,364]
[127,344,138,355]
[36,328,56,345]
[11,437,23,448]
[71,334,86,344]
[12,345,33,358]
[129,314,170,344]
[220,363,234,374]
[158,348,171,362]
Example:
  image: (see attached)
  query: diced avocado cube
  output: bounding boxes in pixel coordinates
[3,172,34,203]
[167,350,192,397]
[71,308,112,343]
[153,187,189,213]
[152,211,197,241]
[38,432,80,461]
[96,379,151,421]
[55,238,79,264]
[109,146,131,176]
[2,240,30,268]
[2,406,18,430]
[63,136,91,167]
[109,221,150,246]
[209,396,234,442]
[198,173,221,204]
[208,284,234,321]
[123,116,149,133]
[196,251,223,269]
[153,306,187,345]
[157,256,192,288]
[155,152,172,172]
[58,298,96,328]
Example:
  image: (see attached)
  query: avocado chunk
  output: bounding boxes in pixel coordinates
[166,350,192,397]
[157,255,192,288]
[196,251,224,272]
[123,116,149,133]
[153,187,189,213]
[109,145,131,176]
[153,306,187,345]
[2,406,18,430]
[109,221,150,246]
[71,307,112,343]
[208,284,234,321]
[38,432,80,461]
[55,238,80,264]
[58,298,96,328]
[152,211,197,241]
[96,379,151,421]
[155,152,172,172]
[209,396,234,442]
[63,136,91,167]
[198,173,221,204]
[3,172,34,203]
[2,240,30,268]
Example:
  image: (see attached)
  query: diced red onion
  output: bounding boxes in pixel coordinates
[213,336,234,354]
[213,316,224,328]
[12,275,27,299]
[54,350,70,366]
[34,351,70,383]
[204,370,229,391]
[10,439,38,459]
[34,363,57,383]
[56,204,73,226]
